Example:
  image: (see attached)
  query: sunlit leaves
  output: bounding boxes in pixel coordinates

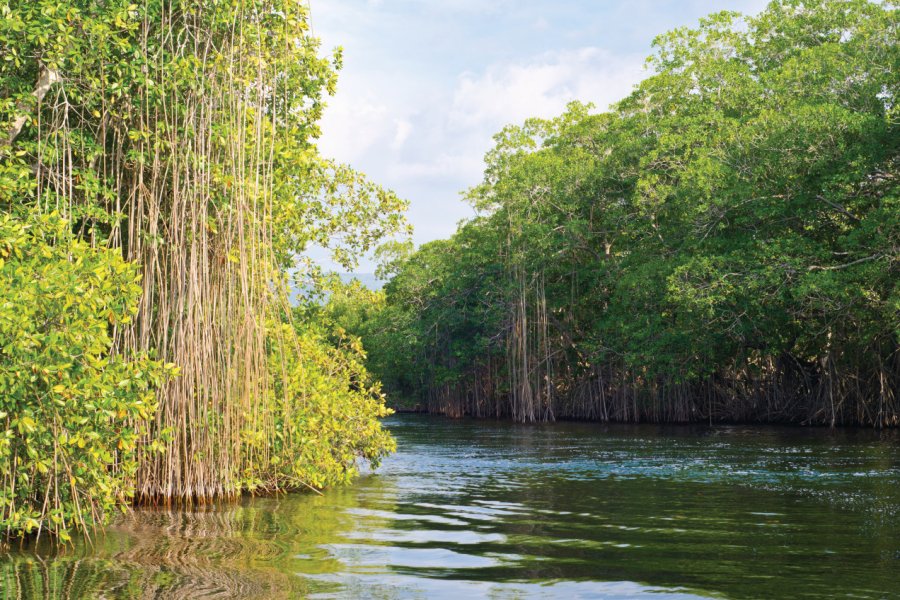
[0,212,168,539]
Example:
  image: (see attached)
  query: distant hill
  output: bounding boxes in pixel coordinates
[289,272,385,305]
[338,273,384,291]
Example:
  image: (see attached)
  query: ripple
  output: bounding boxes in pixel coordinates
[321,544,503,569]
[302,574,714,600]
[345,507,470,527]
[345,528,507,545]
[2,415,898,599]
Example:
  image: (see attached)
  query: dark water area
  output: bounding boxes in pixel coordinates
[2,415,899,598]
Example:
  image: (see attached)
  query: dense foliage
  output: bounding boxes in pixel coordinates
[263,318,396,492]
[0,213,171,540]
[348,0,899,426]
[0,0,405,538]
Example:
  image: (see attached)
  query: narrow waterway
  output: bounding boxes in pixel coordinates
[2,415,899,598]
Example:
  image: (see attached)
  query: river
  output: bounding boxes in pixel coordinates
[2,414,899,598]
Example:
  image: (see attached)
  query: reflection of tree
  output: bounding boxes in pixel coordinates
[0,480,399,600]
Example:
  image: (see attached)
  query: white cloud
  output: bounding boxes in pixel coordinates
[317,91,390,165]
[391,119,413,149]
[316,44,646,266]
[308,0,770,271]
[450,48,645,129]
[321,46,645,182]
[388,152,484,182]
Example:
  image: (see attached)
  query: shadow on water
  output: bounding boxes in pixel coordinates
[2,415,899,599]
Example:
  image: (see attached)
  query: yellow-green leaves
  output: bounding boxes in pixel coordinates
[1,0,407,529]
[0,212,167,540]
[259,311,396,494]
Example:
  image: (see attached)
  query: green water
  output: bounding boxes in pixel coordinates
[2,415,899,599]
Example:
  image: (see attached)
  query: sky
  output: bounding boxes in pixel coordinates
[309,0,769,271]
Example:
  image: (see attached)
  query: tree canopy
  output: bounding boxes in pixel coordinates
[344,0,898,426]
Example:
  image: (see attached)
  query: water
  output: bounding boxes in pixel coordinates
[2,415,899,598]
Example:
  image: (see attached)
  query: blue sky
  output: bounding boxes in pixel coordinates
[310,0,769,271]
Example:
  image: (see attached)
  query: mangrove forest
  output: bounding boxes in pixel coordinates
[334,0,899,428]
[0,1,898,596]
[0,0,405,541]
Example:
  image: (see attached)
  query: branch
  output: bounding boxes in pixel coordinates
[807,253,883,272]
[1,66,60,157]
[817,195,859,223]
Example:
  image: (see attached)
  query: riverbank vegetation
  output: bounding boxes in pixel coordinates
[339,0,899,426]
[1,0,403,539]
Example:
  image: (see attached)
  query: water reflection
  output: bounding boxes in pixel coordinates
[1,416,898,599]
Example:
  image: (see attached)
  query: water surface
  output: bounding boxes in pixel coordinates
[2,415,899,598]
